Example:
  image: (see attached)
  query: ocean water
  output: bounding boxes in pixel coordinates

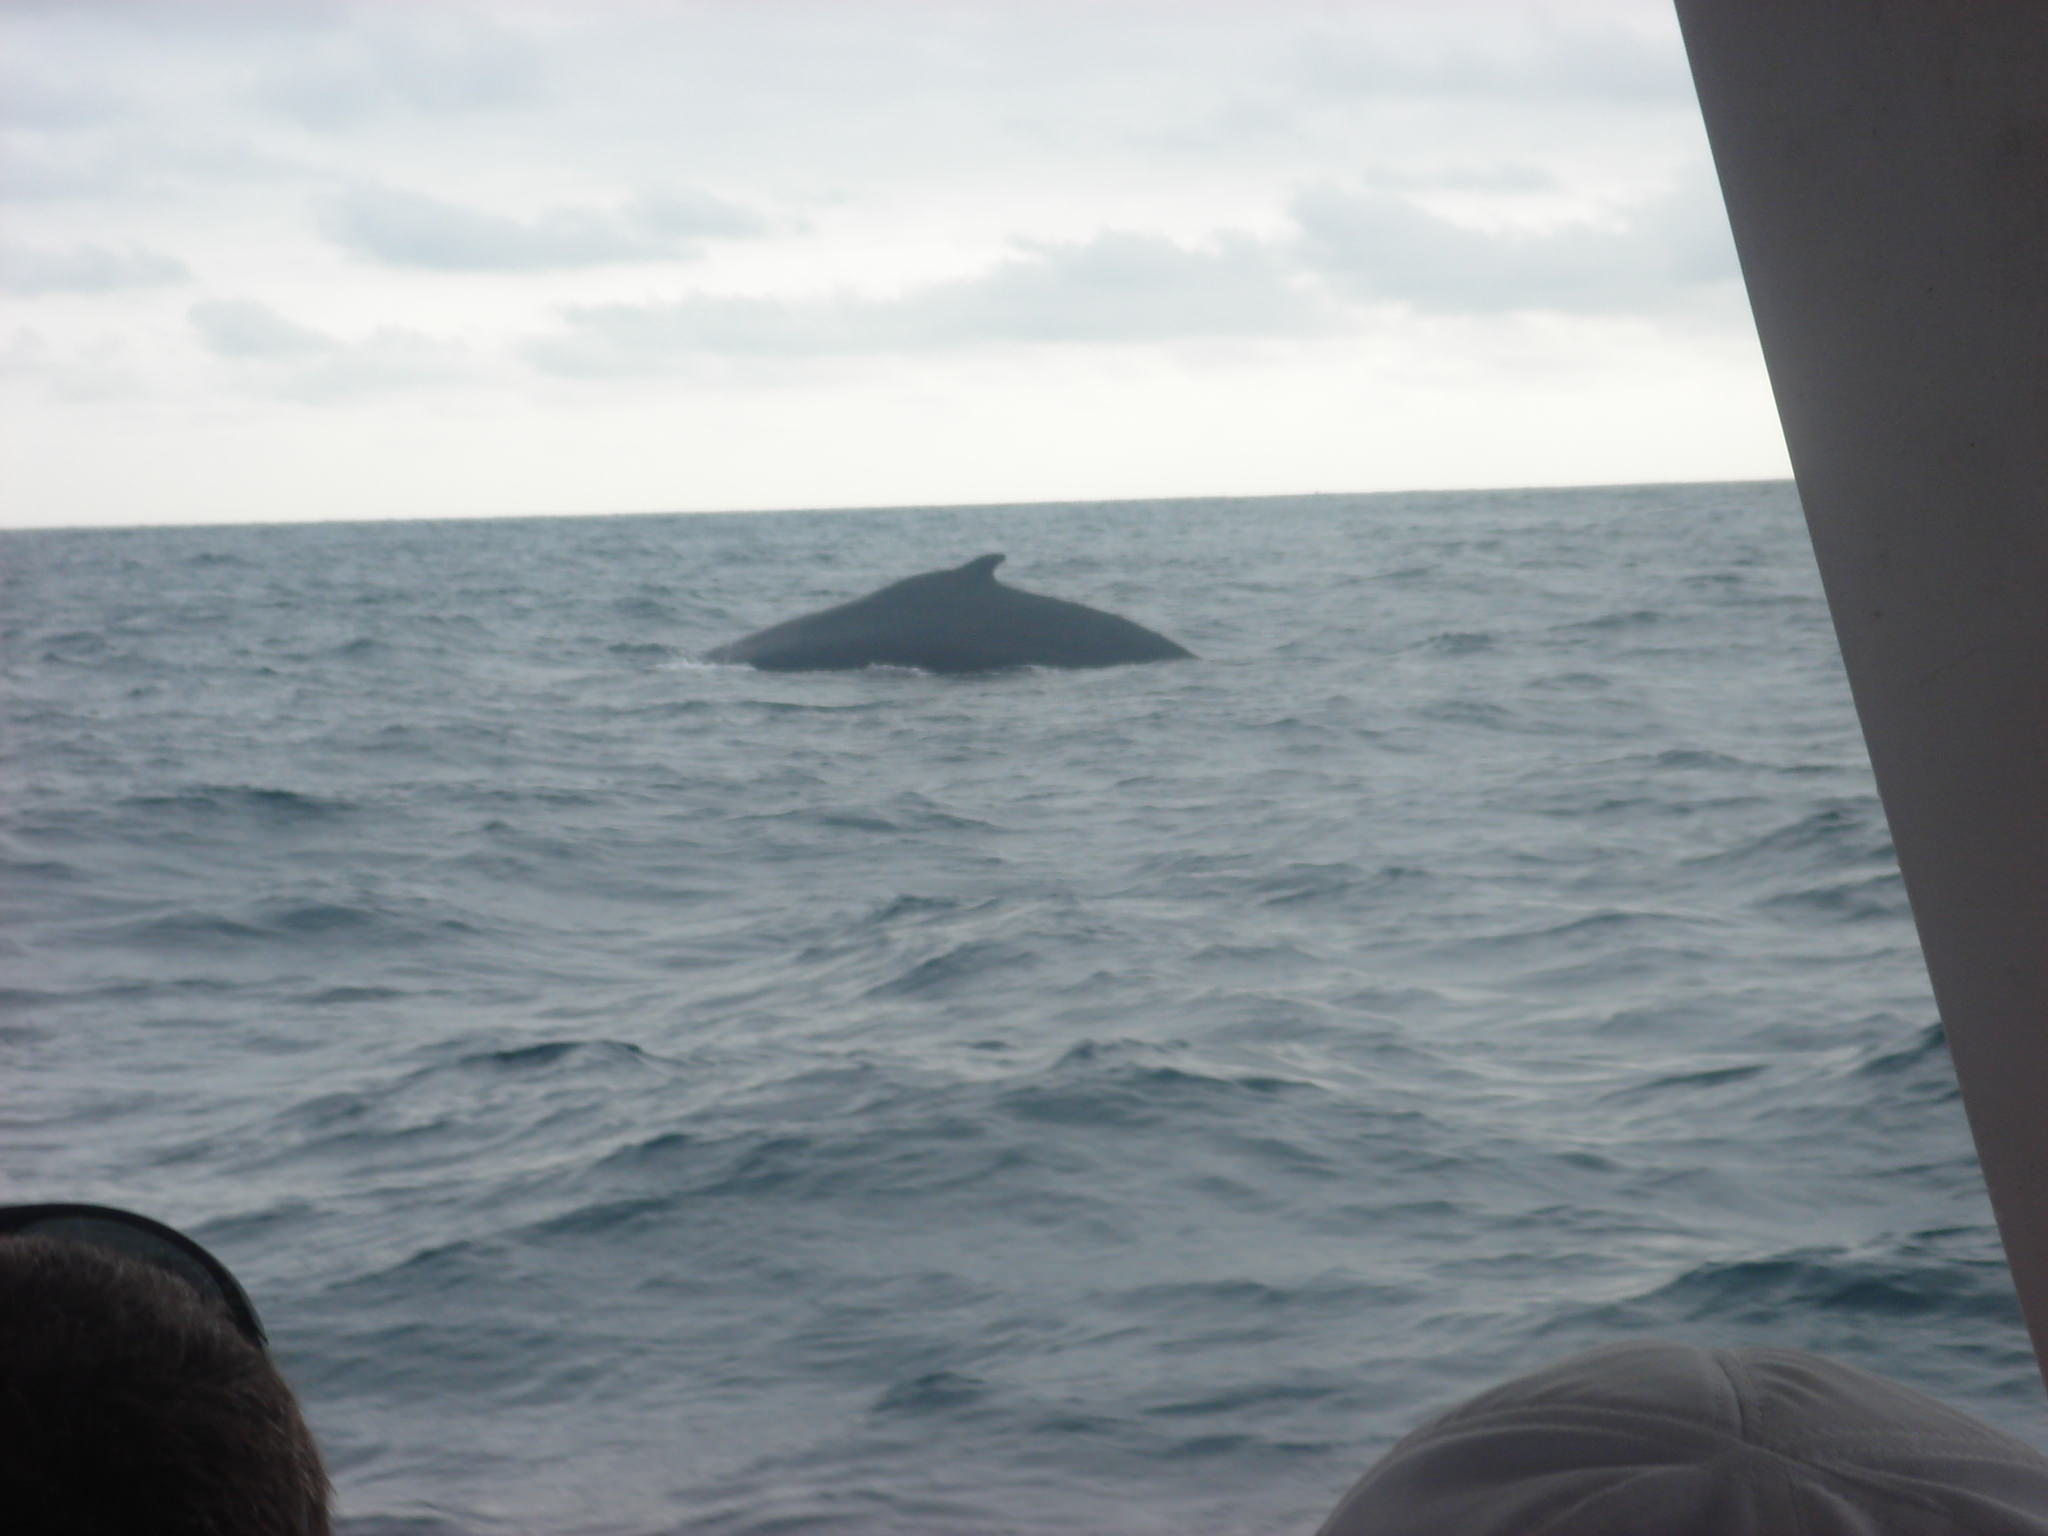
[3,482,2035,1535]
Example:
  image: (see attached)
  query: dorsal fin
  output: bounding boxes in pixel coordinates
[956,553,1005,581]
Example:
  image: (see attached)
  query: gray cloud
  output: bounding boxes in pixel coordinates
[0,140,135,203]
[0,70,121,130]
[1297,19,1690,104]
[188,296,469,400]
[526,231,1330,376]
[0,323,140,401]
[1290,176,1738,316]
[324,183,769,272]
[1,242,189,294]
[257,11,543,130]
[934,232,1328,343]
[629,189,780,243]
[1360,163,1563,194]
[526,178,1740,380]
[190,298,333,358]
[283,327,471,403]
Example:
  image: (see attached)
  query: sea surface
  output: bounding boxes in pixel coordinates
[4,483,2037,1534]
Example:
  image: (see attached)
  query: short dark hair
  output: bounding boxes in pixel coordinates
[0,1235,331,1536]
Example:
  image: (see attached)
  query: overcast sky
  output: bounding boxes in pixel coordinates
[0,0,1789,529]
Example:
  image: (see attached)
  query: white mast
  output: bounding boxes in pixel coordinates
[1675,0,2048,1386]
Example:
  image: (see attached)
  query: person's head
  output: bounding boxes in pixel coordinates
[0,1205,329,1536]
[1317,1338,2048,1536]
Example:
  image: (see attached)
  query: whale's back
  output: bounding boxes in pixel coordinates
[708,555,1192,673]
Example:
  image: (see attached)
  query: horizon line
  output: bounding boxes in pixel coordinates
[1,475,1797,536]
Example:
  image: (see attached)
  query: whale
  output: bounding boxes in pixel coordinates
[706,554,1193,673]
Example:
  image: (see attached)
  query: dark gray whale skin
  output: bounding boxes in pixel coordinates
[706,554,1194,673]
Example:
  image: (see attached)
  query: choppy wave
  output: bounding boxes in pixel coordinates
[1,483,2017,1536]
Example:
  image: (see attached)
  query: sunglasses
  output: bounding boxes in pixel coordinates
[0,1203,268,1348]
